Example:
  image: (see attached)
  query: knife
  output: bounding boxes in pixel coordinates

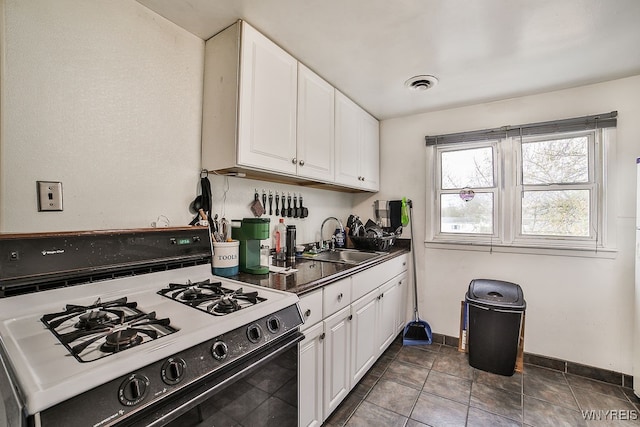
[281,192,286,217]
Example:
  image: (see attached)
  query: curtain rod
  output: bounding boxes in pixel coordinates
[425,111,617,146]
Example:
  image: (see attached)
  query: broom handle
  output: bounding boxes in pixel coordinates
[408,200,420,322]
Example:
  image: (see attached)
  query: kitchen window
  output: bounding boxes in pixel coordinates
[437,143,498,236]
[426,112,617,254]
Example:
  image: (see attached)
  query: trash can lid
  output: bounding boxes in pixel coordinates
[466,279,526,309]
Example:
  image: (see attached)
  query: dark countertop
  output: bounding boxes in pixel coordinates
[224,239,410,296]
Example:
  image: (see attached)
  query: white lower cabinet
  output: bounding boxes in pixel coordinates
[378,271,408,353]
[298,321,324,427]
[297,255,409,425]
[350,289,380,386]
[323,305,352,418]
[394,272,409,334]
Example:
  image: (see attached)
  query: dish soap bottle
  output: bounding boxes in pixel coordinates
[333,227,345,248]
[273,218,287,261]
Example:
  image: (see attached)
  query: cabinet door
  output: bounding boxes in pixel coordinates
[299,289,323,332]
[335,90,380,190]
[238,22,297,174]
[360,111,380,191]
[323,306,351,418]
[299,322,324,427]
[350,290,379,386]
[378,276,402,353]
[297,64,334,181]
[334,91,362,188]
[395,272,409,334]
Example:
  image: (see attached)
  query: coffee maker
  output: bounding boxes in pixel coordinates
[231,218,270,274]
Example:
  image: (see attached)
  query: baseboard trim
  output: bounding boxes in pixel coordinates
[431,333,634,390]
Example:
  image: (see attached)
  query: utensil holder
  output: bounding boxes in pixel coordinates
[212,240,239,276]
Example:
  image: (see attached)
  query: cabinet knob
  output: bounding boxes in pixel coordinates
[348,314,353,321]
[305,309,311,318]
[337,293,343,302]
[299,160,305,166]
[319,333,325,340]
[292,158,297,164]
[403,262,406,266]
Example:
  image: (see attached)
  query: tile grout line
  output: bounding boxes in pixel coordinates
[339,343,400,426]
[406,346,438,426]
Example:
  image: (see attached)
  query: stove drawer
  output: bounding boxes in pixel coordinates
[323,277,351,318]
[299,288,323,331]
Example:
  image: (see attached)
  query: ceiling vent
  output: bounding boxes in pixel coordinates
[405,75,439,92]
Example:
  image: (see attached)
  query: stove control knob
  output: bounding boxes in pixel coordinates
[161,358,186,385]
[118,374,149,406]
[247,324,263,343]
[211,341,228,361]
[266,316,281,333]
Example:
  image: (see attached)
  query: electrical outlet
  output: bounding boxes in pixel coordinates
[37,181,63,211]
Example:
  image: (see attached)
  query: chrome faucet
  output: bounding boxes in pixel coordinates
[320,217,345,251]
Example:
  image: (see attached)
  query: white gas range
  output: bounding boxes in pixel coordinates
[0,227,302,427]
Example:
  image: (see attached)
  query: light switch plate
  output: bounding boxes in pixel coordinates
[37,181,63,211]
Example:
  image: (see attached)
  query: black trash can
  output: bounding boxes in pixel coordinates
[465,279,526,376]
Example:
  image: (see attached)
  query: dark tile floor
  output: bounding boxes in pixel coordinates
[323,336,640,427]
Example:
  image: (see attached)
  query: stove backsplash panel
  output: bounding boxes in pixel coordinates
[0,227,212,296]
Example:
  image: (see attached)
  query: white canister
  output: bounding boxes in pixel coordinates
[212,240,239,277]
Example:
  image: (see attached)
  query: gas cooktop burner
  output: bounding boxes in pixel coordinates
[210,295,241,314]
[75,310,113,329]
[100,329,143,353]
[158,279,266,316]
[40,298,177,362]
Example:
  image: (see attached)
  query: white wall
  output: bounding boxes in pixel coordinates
[206,175,354,245]
[354,75,640,374]
[0,0,205,232]
[0,0,356,244]
[0,0,352,242]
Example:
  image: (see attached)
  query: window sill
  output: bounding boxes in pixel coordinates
[424,240,617,259]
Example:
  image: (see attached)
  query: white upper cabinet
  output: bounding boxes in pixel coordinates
[360,111,380,191]
[202,21,297,175]
[296,63,335,181]
[202,20,378,192]
[237,22,298,173]
[335,91,380,191]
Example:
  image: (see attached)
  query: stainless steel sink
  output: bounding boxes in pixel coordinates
[302,248,385,265]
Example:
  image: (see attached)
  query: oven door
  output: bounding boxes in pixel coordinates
[0,347,26,427]
[118,330,303,427]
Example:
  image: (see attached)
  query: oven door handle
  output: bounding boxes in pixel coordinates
[119,330,305,427]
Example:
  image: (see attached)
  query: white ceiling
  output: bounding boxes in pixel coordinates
[137,0,640,120]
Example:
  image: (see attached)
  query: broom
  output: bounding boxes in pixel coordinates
[403,199,433,346]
